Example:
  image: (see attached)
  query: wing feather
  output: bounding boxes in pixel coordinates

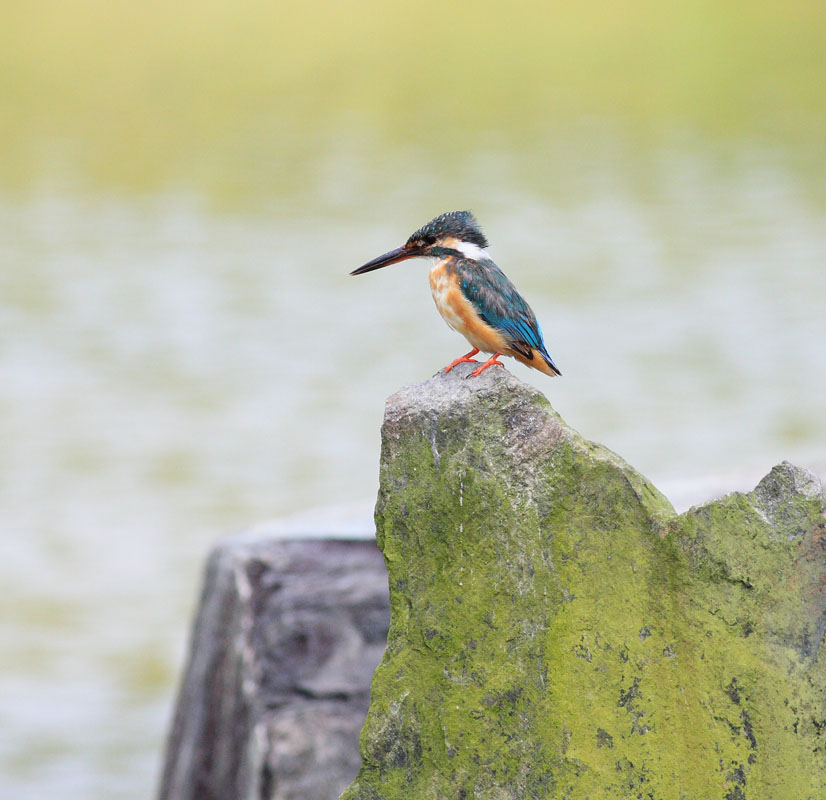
[453,257,561,374]
[455,260,541,350]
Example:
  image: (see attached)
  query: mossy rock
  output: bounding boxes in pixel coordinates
[340,363,826,800]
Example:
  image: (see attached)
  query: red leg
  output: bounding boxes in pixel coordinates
[444,347,480,372]
[470,352,504,377]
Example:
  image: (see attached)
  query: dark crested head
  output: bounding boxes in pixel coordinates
[350,210,489,276]
[406,210,489,250]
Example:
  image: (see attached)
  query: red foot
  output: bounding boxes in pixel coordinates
[470,353,504,377]
[444,348,480,372]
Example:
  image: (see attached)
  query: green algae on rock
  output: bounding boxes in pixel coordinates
[340,363,826,800]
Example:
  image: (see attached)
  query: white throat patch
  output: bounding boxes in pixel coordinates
[454,240,490,261]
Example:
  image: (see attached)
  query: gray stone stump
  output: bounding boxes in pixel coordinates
[159,364,826,800]
[158,535,389,800]
[340,363,826,800]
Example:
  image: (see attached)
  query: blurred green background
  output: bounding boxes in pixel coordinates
[2,0,825,194]
[1,2,825,798]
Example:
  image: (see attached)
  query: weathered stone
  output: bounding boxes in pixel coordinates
[341,362,826,800]
[158,535,388,800]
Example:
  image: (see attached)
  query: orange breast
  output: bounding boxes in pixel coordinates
[429,261,507,354]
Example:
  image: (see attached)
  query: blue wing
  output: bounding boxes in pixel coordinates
[454,258,560,374]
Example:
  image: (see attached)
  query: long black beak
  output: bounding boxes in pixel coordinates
[350,245,422,276]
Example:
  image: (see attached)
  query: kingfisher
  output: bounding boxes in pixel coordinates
[351,210,561,378]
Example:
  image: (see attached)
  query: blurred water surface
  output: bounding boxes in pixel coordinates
[2,1,826,798]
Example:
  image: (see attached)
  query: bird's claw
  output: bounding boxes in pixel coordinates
[468,354,505,377]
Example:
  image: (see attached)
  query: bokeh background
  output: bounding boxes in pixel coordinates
[2,1,825,797]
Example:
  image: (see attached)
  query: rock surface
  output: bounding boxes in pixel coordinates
[341,362,826,800]
[158,535,389,800]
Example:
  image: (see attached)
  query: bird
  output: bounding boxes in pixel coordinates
[350,210,561,378]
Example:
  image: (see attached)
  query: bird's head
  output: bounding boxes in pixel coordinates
[351,210,490,275]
